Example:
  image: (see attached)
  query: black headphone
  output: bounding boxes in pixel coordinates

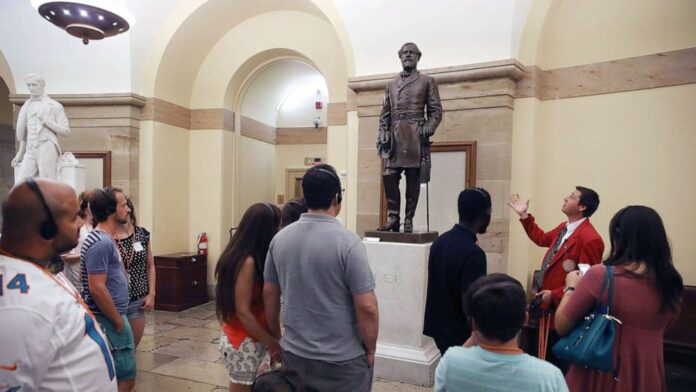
[315,168,343,204]
[286,199,305,209]
[97,187,118,215]
[25,177,58,239]
[263,202,278,222]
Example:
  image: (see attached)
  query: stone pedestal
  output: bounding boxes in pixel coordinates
[59,164,86,194]
[58,152,86,193]
[364,240,440,387]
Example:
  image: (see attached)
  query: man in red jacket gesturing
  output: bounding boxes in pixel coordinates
[508,186,604,371]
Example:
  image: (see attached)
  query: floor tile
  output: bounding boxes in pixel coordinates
[137,335,180,352]
[146,311,181,324]
[151,358,229,387]
[135,351,178,372]
[154,340,221,363]
[202,320,222,330]
[161,326,220,342]
[135,370,218,392]
[373,378,432,392]
[178,308,216,320]
[168,317,209,328]
[143,322,179,335]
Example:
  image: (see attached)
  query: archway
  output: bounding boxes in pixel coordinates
[232,57,329,220]
[141,3,353,292]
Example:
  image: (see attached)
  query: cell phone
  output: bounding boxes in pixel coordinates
[578,263,590,275]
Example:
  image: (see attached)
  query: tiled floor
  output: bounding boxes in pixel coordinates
[136,302,431,391]
[138,302,696,391]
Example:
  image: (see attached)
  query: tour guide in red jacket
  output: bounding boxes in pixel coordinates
[508,186,604,370]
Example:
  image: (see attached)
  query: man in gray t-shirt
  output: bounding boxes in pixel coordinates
[264,164,378,392]
[82,187,136,390]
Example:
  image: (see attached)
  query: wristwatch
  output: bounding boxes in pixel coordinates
[563,286,575,294]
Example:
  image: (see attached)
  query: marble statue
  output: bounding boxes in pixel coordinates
[11,74,70,183]
[376,43,442,233]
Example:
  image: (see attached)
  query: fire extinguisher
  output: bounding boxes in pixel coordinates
[197,232,208,255]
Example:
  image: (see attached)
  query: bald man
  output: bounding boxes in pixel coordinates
[0,178,117,391]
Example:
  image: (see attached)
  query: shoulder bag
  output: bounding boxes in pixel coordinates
[552,265,622,375]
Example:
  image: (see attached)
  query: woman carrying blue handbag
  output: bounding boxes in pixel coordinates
[553,206,683,392]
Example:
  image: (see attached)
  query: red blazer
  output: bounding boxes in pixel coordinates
[521,214,604,307]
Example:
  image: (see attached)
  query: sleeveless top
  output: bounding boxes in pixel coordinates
[222,279,269,348]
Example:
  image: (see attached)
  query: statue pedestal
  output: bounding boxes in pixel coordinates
[58,153,86,194]
[364,240,440,387]
[60,164,86,194]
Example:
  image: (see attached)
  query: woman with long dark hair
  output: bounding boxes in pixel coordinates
[217,203,282,392]
[556,206,683,392]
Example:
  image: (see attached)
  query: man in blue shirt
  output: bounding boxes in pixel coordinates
[424,188,491,354]
[82,187,135,392]
[434,274,567,392]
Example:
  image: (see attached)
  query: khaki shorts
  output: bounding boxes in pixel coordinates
[218,333,270,385]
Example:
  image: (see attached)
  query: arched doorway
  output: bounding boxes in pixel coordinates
[234,58,329,219]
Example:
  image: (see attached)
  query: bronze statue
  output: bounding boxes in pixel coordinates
[376,43,442,233]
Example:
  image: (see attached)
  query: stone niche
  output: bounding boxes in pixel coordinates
[10,93,145,207]
[348,60,524,273]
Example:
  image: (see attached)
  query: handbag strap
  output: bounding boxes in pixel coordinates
[594,265,613,313]
[601,265,623,382]
[606,265,614,311]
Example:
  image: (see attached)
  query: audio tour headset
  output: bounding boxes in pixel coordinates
[25,177,58,239]
[315,168,342,204]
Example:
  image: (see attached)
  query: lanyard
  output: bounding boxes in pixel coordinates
[0,247,96,320]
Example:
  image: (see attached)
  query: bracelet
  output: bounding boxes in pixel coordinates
[563,286,575,294]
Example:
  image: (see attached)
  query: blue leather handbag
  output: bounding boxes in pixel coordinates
[552,266,622,373]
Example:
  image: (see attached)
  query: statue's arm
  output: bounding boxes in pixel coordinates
[44,103,70,136]
[11,141,26,167]
[424,77,442,133]
[378,85,391,137]
[16,104,27,142]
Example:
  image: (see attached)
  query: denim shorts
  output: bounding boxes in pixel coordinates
[95,313,137,381]
[126,297,145,320]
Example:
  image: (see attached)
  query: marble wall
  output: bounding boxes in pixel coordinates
[349,61,525,273]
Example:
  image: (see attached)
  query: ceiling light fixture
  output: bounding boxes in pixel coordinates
[32,1,134,45]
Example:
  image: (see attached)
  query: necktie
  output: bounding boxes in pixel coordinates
[534,226,568,289]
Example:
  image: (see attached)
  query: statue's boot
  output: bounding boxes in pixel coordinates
[404,169,421,233]
[378,173,401,232]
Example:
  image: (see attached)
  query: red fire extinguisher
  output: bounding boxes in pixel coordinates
[197,232,208,255]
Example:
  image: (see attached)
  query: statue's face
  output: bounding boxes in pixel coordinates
[399,44,420,71]
[27,79,45,97]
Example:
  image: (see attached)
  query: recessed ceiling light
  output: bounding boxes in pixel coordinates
[62,8,70,15]
[98,14,104,21]
[79,9,88,17]
[49,10,55,15]
[44,15,51,20]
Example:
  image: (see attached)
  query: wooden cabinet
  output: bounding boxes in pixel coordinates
[154,252,208,312]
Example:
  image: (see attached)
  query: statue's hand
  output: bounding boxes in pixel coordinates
[11,154,21,167]
[421,126,435,138]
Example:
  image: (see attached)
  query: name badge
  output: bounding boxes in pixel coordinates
[133,242,144,252]
[562,259,577,272]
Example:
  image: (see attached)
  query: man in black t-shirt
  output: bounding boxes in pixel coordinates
[424,188,491,354]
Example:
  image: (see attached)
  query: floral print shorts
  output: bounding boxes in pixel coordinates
[218,333,270,385]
